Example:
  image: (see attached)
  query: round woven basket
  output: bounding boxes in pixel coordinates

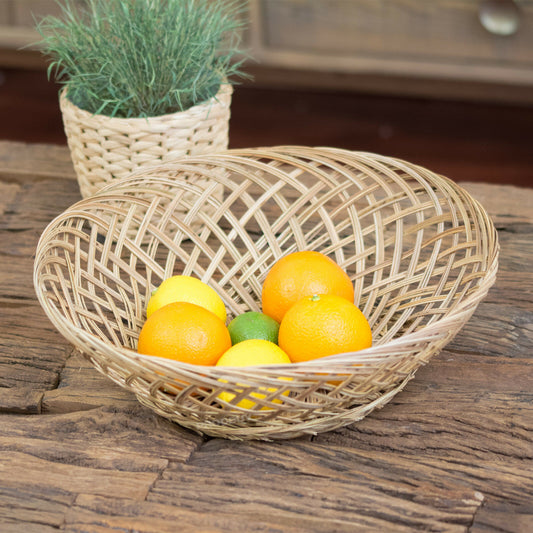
[33,147,499,440]
[60,83,232,198]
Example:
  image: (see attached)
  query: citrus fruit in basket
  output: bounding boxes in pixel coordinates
[216,339,291,409]
[278,294,372,363]
[261,251,354,323]
[147,275,226,322]
[138,302,231,365]
[227,311,280,345]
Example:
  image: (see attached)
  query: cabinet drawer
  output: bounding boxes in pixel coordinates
[253,0,533,84]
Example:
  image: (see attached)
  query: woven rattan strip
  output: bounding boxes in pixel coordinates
[60,83,232,198]
[33,147,499,440]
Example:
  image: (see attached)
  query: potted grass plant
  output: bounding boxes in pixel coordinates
[36,0,249,198]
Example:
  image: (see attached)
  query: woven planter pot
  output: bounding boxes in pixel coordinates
[60,83,232,198]
[34,147,499,440]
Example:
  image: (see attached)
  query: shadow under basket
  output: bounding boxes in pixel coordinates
[33,146,499,440]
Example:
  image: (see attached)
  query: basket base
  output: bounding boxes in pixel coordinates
[134,375,413,441]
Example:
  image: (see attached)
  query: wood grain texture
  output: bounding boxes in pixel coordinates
[0,141,76,181]
[470,502,533,533]
[0,148,81,410]
[150,439,485,532]
[0,142,531,532]
[42,351,140,413]
[0,407,203,466]
[0,485,75,532]
[0,302,71,392]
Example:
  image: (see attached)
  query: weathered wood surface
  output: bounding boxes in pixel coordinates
[0,141,531,532]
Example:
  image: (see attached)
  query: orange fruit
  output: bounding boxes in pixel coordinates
[227,311,280,345]
[147,275,226,322]
[261,251,354,323]
[278,294,372,363]
[137,302,231,366]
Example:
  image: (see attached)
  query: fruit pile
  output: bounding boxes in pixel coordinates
[138,251,372,372]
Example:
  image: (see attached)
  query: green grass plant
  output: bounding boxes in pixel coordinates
[36,0,249,118]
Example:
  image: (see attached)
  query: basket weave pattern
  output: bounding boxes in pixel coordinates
[60,84,232,198]
[34,147,499,440]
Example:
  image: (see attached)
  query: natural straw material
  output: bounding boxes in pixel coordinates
[33,147,499,440]
[60,83,232,198]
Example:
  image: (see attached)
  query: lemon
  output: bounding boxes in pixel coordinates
[216,339,291,409]
[147,275,226,322]
[227,311,280,345]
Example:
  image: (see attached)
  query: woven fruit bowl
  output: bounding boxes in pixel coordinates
[33,146,499,440]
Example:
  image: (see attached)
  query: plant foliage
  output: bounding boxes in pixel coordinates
[36,0,249,118]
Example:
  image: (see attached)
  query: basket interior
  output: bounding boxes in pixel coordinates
[36,147,494,353]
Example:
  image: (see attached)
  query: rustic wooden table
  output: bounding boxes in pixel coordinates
[0,141,531,532]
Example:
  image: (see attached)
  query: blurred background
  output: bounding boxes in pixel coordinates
[1,0,532,187]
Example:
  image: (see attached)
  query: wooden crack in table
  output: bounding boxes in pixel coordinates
[1,141,532,532]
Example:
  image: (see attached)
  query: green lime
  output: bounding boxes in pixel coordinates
[227,311,280,345]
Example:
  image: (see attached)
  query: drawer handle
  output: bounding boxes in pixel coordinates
[479,0,520,35]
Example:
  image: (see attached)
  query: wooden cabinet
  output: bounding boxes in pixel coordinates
[244,0,533,102]
[2,0,533,102]
[249,1,533,82]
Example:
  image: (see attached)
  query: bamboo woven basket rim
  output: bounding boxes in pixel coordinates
[59,82,233,124]
[33,146,499,440]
